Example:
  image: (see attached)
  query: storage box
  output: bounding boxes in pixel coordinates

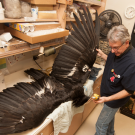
[0,32,12,42]
[5,23,34,33]
[21,0,56,5]
[31,5,54,11]
[6,23,61,32]
[5,38,30,51]
[4,26,69,44]
[38,11,57,19]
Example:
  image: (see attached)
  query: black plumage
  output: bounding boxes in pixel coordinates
[0,8,100,135]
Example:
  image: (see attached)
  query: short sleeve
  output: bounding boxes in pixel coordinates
[121,64,135,91]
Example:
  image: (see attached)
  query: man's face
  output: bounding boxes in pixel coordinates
[109,40,129,56]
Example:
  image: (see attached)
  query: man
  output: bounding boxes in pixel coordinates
[94,25,135,135]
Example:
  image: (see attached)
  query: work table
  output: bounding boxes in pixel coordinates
[3,63,104,135]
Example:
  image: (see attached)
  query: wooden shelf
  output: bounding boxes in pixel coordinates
[74,0,102,6]
[0,18,59,23]
[0,42,63,59]
[21,0,56,5]
[0,47,40,59]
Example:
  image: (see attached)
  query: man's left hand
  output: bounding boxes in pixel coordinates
[93,96,110,104]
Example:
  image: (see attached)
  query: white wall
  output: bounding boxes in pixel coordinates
[5,48,60,75]
[105,0,135,35]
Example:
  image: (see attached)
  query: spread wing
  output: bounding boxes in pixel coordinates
[0,8,100,134]
[0,74,73,134]
[51,8,100,85]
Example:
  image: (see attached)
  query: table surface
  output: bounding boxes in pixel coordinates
[4,63,104,135]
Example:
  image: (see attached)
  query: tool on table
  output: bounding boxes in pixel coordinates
[92,94,100,101]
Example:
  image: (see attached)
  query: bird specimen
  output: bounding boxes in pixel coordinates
[0,7,100,135]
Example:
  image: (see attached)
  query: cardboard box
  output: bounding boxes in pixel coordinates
[38,11,57,19]
[5,38,30,51]
[32,23,61,31]
[31,5,54,11]
[4,26,69,44]
[5,23,34,33]
[21,0,56,5]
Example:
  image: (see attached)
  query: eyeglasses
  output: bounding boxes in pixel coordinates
[111,42,125,52]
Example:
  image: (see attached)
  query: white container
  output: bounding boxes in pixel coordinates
[0,8,5,20]
[31,8,38,19]
[0,32,12,42]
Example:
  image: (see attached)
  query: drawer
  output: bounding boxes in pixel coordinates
[37,120,54,135]
[4,26,69,44]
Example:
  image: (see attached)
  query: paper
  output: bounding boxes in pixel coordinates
[39,11,56,13]
[7,54,25,66]
[24,17,36,22]
[27,28,64,37]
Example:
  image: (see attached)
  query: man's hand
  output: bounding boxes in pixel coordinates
[92,90,131,104]
[93,96,110,104]
[96,49,107,61]
[96,49,104,57]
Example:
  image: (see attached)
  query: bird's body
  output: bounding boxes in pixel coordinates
[0,7,100,135]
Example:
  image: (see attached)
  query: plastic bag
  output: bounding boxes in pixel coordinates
[21,1,32,17]
[2,0,21,19]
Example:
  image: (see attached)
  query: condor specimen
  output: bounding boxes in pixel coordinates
[0,8,100,135]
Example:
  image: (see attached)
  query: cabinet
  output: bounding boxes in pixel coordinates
[0,0,106,59]
[0,1,68,58]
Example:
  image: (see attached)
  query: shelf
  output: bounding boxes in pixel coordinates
[74,0,102,6]
[21,0,56,5]
[0,18,59,23]
[0,41,64,59]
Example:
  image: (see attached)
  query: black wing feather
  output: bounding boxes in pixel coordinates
[0,7,100,134]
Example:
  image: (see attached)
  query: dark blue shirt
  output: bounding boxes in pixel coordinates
[101,47,135,108]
